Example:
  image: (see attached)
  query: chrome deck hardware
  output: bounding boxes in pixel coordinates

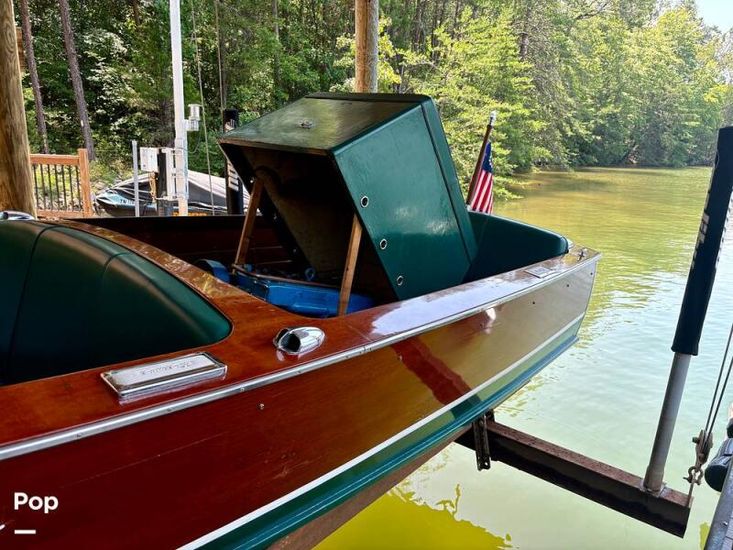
[274,327,325,355]
[101,352,226,401]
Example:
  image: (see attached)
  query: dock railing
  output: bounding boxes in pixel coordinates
[30,148,93,218]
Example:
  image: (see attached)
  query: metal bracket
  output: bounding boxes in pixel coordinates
[471,411,494,471]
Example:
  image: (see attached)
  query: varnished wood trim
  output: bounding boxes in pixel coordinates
[0,256,594,462]
[180,313,585,549]
[0,215,598,458]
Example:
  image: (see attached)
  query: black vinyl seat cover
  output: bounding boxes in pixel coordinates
[0,221,231,385]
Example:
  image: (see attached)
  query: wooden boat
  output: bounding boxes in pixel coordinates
[0,93,599,548]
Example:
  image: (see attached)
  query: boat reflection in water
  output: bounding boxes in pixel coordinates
[0,93,597,548]
[320,447,514,550]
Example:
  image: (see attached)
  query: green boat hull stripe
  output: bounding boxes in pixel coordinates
[187,314,584,549]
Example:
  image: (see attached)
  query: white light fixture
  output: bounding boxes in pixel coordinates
[186,104,201,132]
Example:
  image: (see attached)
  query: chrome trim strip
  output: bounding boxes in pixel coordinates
[0,254,598,461]
[181,313,587,549]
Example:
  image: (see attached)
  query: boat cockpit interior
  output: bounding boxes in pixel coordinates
[0,93,570,386]
[0,221,231,385]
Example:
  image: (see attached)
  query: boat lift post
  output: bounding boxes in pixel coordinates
[334,0,378,315]
[643,127,733,493]
[132,140,140,217]
[354,0,378,94]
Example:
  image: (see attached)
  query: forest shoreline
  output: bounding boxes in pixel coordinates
[19,0,731,194]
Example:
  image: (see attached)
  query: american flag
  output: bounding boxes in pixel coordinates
[467,141,494,214]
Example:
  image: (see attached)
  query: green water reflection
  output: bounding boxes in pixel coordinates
[319,167,731,549]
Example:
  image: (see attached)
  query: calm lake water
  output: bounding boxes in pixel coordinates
[318,167,733,549]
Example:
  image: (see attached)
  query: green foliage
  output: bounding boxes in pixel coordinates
[17,0,733,191]
[401,10,543,185]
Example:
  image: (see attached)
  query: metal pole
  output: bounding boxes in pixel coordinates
[169,0,188,216]
[644,353,692,492]
[643,127,733,493]
[354,0,378,93]
[132,140,140,217]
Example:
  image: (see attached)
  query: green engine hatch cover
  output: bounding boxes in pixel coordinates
[219,93,477,301]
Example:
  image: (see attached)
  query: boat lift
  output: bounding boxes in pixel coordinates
[457,126,733,539]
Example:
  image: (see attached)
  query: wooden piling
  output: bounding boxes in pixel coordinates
[0,0,35,215]
[354,0,378,94]
[339,0,378,313]
[15,27,24,70]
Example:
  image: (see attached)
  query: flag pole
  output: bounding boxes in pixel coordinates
[467,111,497,204]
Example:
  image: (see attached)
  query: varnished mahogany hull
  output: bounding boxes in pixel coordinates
[0,220,598,549]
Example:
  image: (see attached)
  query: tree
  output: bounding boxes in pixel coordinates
[58,0,95,160]
[16,0,733,179]
[272,0,280,94]
[18,0,49,153]
[399,9,541,183]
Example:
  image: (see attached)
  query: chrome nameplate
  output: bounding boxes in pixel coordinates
[102,353,226,401]
[525,266,553,279]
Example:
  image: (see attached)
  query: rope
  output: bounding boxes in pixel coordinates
[213,0,225,119]
[686,323,733,502]
[704,324,733,442]
[189,0,216,214]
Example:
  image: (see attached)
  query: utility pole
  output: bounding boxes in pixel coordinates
[169,0,188,216]
[0,0,35,214]
[354,0,379,93]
